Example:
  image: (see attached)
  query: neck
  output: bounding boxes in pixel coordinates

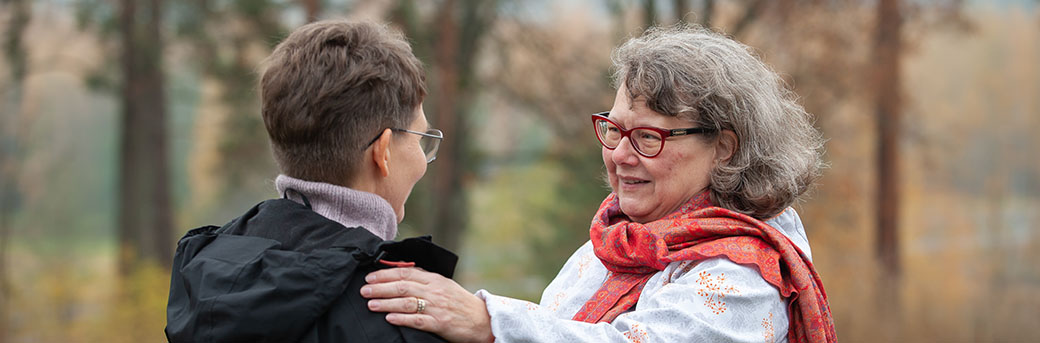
[274,174,398,240]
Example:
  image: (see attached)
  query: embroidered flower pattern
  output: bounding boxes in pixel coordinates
[577,254,592,279]
[762,312,775,343]
[547,292,566,313]
[622,323,649,343]
[694,271,739,315]
[675,261,698,279]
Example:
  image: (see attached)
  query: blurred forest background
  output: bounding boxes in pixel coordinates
[1,0,1038,341]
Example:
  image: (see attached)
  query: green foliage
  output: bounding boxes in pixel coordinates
[83,64,119,93]
[527,148,608,283]
[463,159,568,300]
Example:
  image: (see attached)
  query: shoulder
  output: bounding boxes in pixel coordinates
[659,258,781,296]
[555,240,595,269]
[547,240,599,281]
[764,207,812,261]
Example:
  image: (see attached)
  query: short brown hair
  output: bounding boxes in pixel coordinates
[260,20,426,185]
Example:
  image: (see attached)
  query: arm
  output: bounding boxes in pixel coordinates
[363,258,788,343]
[479,257,788,342]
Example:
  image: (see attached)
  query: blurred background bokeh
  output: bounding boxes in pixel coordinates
[1,0,1038,341]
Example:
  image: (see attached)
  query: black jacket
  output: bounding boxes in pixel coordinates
[165,196,458,343]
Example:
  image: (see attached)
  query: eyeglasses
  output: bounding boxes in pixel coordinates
[365,128,444,163]
[591,112,716,158]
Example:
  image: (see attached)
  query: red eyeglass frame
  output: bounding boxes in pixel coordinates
[590,112,716,158]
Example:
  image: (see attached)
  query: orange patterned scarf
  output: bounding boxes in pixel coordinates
[572,192,837,343]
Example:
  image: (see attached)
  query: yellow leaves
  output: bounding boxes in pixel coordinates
[6,250,169,343]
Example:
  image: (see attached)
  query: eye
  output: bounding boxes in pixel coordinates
[640,132,661,141]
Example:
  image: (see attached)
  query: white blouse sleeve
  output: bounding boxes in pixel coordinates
[476,256,789,343]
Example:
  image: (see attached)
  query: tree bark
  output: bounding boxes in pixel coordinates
[119,0,173,273]
[873,0,903,339]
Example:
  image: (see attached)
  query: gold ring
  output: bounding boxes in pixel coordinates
[416,297,426,314]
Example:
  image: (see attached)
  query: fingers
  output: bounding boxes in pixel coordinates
[366,297,418,313]
[368,297,441,333]
[362,271,495,343]
[385,313,438,332]
[365,267,437,284]
[360,279,424,299]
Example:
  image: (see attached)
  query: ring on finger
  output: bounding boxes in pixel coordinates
[415,297,427,314]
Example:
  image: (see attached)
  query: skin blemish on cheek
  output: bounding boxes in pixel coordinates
[662,151,684,172]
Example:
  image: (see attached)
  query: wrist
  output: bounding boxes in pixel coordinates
[478,303,494,343]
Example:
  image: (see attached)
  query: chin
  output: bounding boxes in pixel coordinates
[618,198,649,220]
[395,207,406,224]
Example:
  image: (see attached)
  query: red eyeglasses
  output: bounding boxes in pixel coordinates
[591,112,716,158]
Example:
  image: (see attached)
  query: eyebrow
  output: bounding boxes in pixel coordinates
[620,115,686,130]
[612,116,657,130]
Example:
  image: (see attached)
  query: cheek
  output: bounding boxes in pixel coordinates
[415,159,427,182]
[650,152,693,190]
[602,149,617,179]
[648,154,679,179]
[411,148,427,181]
[665,152,712,190]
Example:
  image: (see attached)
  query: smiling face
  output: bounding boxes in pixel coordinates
[602,85,721,223]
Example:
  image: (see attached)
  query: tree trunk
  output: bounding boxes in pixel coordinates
[643,0,657,28]
[119,0,173,273]
[428,0,466,252]
[873,0,903,339]
[301,0,321,22]
[388,0,493,252]
[673,0,689,23]
[0,0,31,339]
[697,0,714,27]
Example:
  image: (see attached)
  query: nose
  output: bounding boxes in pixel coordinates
[610,136,640,166]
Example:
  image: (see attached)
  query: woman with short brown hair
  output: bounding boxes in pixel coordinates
[166,20,449,343]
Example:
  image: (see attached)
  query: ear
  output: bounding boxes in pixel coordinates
[371,128,393,178]
[714,129,738,164]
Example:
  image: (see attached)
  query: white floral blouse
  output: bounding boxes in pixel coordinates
[476,208,813,343]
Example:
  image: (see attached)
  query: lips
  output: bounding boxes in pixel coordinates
[618,176,650,185]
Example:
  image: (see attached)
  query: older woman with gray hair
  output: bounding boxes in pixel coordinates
[361,26,836,343]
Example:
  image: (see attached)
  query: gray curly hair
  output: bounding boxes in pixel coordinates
[611,25,825,220]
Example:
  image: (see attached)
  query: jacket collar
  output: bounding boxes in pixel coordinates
[274,174,398,240]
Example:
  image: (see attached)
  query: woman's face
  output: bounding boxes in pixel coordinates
[384,106,430,222]
[602,85,720,223]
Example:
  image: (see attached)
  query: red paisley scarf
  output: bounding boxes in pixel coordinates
[571,192,837,343]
